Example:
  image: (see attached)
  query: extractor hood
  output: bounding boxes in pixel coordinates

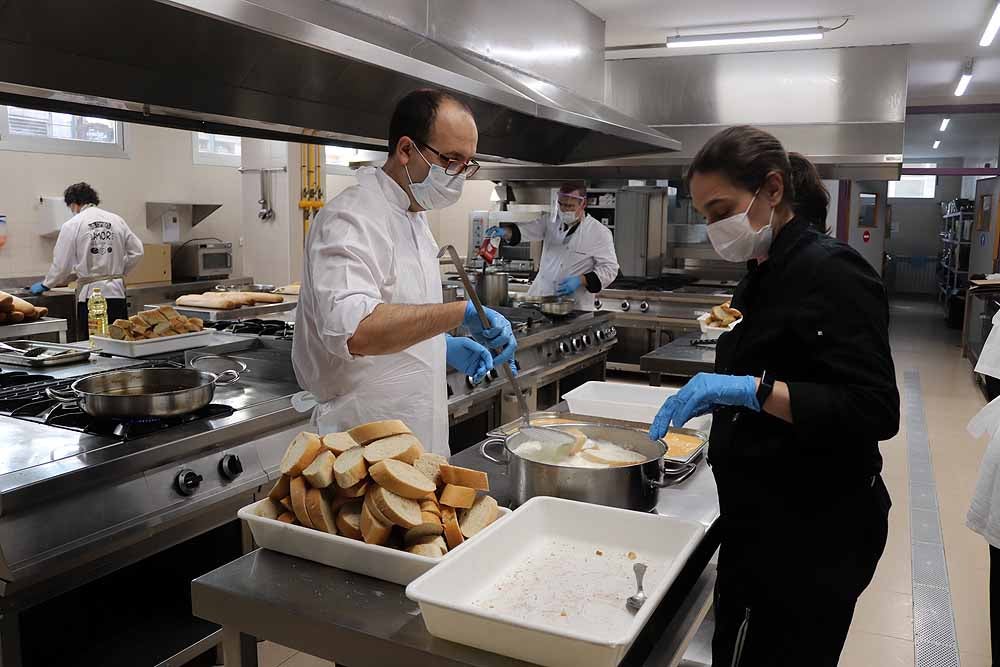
[0,0,678,164]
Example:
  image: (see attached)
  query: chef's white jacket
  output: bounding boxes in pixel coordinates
[968,309,1000,548]
[292,167,449,455]
[520,213,619,310]
[44,205,143,301]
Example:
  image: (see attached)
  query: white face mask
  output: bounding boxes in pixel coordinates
[557,209,578,226]
[707,190,775,262]
[405,146,466,211]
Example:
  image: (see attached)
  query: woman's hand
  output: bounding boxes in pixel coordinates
[649,373,759,440]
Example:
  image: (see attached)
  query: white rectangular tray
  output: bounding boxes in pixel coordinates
[89,329,213,357]
[696,311,739,339]
[406,496,705,667]
[562,381,711,433]
[239,498,510,586]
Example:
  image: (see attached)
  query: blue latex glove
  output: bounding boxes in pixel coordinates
[557,275,582,296]
[649,373,759,440]
[29,282,49,295]
[445,335,494,382]
[463,301,517,367]
[483,226,505,239]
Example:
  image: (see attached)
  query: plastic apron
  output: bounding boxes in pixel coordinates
[967,309,1000,546]
[526,218,597,311]
[294,171,449,455]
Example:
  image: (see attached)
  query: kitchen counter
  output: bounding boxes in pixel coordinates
[0,317,69,342]
[192,422,721,667]
[640,332,717,385]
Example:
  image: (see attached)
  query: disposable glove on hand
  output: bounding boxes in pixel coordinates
[483,226,505,239]
[556,275,582,297]
[445,335,494,382]
[29,282,48,295]
[463,301,517,367]
[649,373,759,440]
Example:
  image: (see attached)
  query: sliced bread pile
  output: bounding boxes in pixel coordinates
[258,420,500,558]
[0,290,47,325]
[106,306,205,340]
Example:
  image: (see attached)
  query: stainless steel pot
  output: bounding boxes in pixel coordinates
[474,271,510,307]
[480,423,698,511]
[512,295,576,317]
[46,357,245,418]
[441,284,461,303]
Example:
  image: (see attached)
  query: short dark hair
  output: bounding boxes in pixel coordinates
[559,182,587,200]
[64,182,100,207]
[387,89,473,156]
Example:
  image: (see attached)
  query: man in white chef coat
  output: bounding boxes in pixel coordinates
[31,182,143,338]
[292,89,517,455]
[486,183,619,310]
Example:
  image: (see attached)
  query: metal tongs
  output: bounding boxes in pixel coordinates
[438,245,574,448]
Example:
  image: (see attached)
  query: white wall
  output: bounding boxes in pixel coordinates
[0,123,243,280]
[847,181,889,276]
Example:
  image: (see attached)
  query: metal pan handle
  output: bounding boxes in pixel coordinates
[46,386,79,405]
[647,461,697,489]
[480,437,510,465]
[189,355,247,385]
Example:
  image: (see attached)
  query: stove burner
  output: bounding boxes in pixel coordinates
[204,318,294,338]
[46,403,236,440]
[0,371,55,389]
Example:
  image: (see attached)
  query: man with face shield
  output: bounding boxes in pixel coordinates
[292,89,517,455]
[485,183,619,310]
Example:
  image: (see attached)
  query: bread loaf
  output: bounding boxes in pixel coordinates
[289,476,314,529]
[369,459,436,499]
[231,291,284,304]
[414,453,448,486]
[8,294,37,317]
[459,495,499,538]
[302,450,336,489]
[8,311,24,323]
[439,484,476,509]
[332,446,367,488]
[176,293,241,310]
[441,506,464,550]
[348,419,412,445]
[31,306,47,320]
[369,485,422,528]
[280,432,323,477]
[363,434,423,465]
[439,464,490,492]
[0,293,12,312]
[360,502,392,545]
[335,501,363,540]
[322,432,359,455]
[304,487,337,534]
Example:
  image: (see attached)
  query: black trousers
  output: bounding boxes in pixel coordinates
[991,545,1000,667]
[76,298,127,341]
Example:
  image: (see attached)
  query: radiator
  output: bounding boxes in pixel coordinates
[888,255,938,295]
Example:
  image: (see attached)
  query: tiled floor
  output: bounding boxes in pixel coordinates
[251,297,993,667]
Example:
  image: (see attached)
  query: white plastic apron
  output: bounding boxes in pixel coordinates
[526,220,597,311]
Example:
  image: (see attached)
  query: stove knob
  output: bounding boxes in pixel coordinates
[175,469,203,496]
[594,299,602,310]
[595,329,605,342]
[572,337,583,351]
[609,326,617,338]
[582,333,593,347]
[466,375,479,388]
[488,368,499,381]
[558,341,571,354]
[620,301,630,312]
[639,301,649,313]
[219,454,243,481]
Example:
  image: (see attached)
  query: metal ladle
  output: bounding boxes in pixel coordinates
[437,245,574,449]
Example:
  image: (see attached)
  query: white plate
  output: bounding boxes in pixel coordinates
[89,329,212,357]
[406,496,704,667]
[239,498,511,586]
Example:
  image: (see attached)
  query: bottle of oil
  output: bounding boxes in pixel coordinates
[87,287,108,344]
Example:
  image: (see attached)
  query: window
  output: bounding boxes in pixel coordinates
[193,132,241,167]
[326,145,386,174]
[888,163,936,199]
[0,106,127,157]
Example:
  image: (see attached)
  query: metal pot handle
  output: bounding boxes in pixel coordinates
[480,437,510,465]
[46,386,79,405]
[648,461,697,489]
[190,355,247,385]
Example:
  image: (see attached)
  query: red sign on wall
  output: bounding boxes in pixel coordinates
[863,230,871,243]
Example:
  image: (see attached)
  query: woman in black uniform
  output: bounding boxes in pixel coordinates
[649,126,899,666]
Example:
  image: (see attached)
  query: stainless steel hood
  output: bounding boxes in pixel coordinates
[0,0,678,164]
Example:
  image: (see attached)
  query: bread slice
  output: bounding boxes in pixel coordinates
[137,309,168,327]
[333,446,368,488]
[407,542,444,558]
[329,493,357,514]
[369,485,422,529]
[335,501,363,540]
[289,476,314,529]
[413,453,448,486]
[364,491,394,526]
[153,321,174,336]
[276,512,297,524]
[187,317,204,330]
[338,479,369,498]
[280,432,323,477]
[156,305,181,320]
[108,324,128,340]
[580,448,645,467]
[305,487,337,534]
[256,498,282,520]
[420,499,442,516]
[279,496,293,513]
[369,459,437,499]
[439,484,476,509]
[360,502,392,545]
[441,506,464,550]
[363,434,423,466]
[128,314,149,331]
[403,513,445,545]
[302,450,336,489]
[322,431,359,455]
[439,464,490,492]
[459,495,499,538]
[412,534,447,553]
[348,419,412,445]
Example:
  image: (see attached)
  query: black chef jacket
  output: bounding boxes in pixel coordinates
[710,217,899,599]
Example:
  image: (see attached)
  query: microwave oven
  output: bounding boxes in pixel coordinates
[172,242,233,280]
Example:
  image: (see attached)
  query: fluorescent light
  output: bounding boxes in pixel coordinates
[933,140,941,149]
[981,3,1000,46]
[666,28,824,49]
[955,73,973,96]
[940,118,951,131]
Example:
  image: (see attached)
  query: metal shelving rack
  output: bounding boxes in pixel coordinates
[938,209,973,308]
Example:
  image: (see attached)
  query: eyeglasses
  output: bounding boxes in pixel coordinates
[419,141,480,178]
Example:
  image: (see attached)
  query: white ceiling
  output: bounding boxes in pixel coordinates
[578,0,1000,104]
[904,112,1000,162]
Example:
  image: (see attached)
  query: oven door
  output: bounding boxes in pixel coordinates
[197,248,232,278]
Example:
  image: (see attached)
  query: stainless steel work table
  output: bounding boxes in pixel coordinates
[640,333,717,385]
[0,317,69,343]
[192,433,721,667]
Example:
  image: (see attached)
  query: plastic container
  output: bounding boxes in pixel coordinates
[89,329,212,358]
[239,498,511,586]
[406,496,704,667]
[697,311,740,339]
[562,381,712,432]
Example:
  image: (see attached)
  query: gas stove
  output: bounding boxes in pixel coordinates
[205,317,294,338]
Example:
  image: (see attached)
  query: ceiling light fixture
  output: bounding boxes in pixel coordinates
[981,2,1000,46]
[940,118,951,131]
[955,59,975,96]
[933,140,941,149]
[666,27,825,48]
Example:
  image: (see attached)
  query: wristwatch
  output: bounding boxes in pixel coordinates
[755,370,774,410]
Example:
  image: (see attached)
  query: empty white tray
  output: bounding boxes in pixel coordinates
[562,381,712,433]
[239,498,510,586]
[406,496,705,667]
[89,329,212,357]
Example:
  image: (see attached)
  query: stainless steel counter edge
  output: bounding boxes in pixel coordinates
[599,289,731,304]
[0,396,309,515]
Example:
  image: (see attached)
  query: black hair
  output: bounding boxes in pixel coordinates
[64,182,100,207]
[559,182,587,199]
[687,125,829,232]
[387,89,474,156]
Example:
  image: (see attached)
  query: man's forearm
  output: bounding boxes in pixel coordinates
[348,301,468,356]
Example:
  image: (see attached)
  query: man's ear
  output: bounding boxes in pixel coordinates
[396,137,414,166]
